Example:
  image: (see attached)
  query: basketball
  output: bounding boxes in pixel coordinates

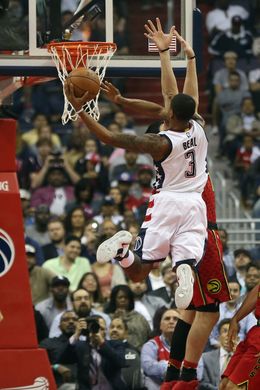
[67,68,100,101]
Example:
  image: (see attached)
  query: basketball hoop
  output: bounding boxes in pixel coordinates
[47,41,117,124]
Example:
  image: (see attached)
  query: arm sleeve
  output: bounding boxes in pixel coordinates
[99,341,126,369]
[141,340,168,380]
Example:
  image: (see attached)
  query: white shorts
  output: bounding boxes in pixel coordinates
[133,191,207,267]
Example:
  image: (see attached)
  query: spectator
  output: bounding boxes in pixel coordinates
[65,206,86,238]
[213,70,250,156]
[25,122,61,149]
[36,275,72,329]
[40,310,91,388]
[244,262,260,292]
[63,126,87,169]
[109,185,125,214]
[42,218,66,261]
[248,54,260,113]
[147,266,166,292]
[105,285,151,351]
[199,319,234,390]
[80,219,99,264]
[110,150,140,182]
[19,188,33,227]
[206,0,249,39]
[92,235,126,300]
[25,204,51,246]
[213,52,248,95]
[94,196,124,226]
[43,236,91,291]
[66,178,94,220]
[49,288,110,338]
[30,166,75,216]
[209,15,253,58]
[128,279,166,329]
[77,272,105,312]
[141,307,180,390]
[209,279,256,348]
[231,249,252,293]
[21,113,48,145]
[218,229,235,277]
[151,262,177,306]
[25,235,45,266]
[26,244,55,305]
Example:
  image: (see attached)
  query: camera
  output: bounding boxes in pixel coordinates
[50,150,64,168]
[82,317,100,336]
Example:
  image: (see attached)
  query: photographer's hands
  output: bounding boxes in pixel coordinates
[73,318,87,341]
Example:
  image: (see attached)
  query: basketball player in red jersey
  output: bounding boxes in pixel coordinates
[220,283,260,390]
[101,19,231,389]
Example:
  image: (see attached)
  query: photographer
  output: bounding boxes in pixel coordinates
[31,148,80,190]
[40,310,92,390]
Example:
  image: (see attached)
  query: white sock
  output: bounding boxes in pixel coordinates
[119,250,135,268]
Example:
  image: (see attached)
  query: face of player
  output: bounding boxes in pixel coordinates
[109,318,127,341]
[228,282,241,302]
[160,309,179,336]
[48,221,65,243]
[246,267,260,291]
[72,289,91,317]
[64,240,81,261]
[115,290,130,310]
[218,323,230,351]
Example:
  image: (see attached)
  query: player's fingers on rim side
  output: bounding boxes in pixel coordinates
[148,19,157,32]
[144,24,153,35]
[156,17,162,32]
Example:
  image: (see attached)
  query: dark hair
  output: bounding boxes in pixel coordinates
[151,306,169,337]
[218,318,231,334]
[234,248,252,259]
[246,261,259,272]
[228,277,241,290]
[65,206,86,236]
[170,93,196,121]
[145,121,163,134]
[77,272,104,303]
[229,70,240,79]
[74,178,94,203]
[111,316,129,332]
[47,216,64,227]
[64,235,81,246]
[105,285,135,313]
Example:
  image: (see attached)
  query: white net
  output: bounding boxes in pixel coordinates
[49,42,116,124]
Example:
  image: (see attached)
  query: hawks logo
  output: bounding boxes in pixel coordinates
[134,236,143,251]
[207,279,221,294]
[0,229,15,277]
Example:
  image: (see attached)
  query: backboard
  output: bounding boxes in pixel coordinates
[0,0,202,78]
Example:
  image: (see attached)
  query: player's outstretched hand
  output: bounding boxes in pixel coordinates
[227,317,239,352]
[101,81,121,103]
[144,17,175,52]
[174,29,195,59]
[64,79,89,112]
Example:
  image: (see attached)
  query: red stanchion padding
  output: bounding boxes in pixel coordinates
[0,119,16,172]
[0,349,57,388]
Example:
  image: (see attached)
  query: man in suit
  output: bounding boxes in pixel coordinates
[199,319,233,390]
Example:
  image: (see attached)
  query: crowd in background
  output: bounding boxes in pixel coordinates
[1,0,260,389]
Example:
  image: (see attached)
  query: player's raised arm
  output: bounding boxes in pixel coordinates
[144,18,179,110]
[64,81,170,161]
[101,81,167,119]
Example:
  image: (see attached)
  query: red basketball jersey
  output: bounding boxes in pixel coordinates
[255,285,260,320]
[202,175,217,224]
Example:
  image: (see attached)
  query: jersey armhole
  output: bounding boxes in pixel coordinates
[154,134,173,163]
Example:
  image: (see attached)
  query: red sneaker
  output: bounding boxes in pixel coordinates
[160,381,178,390]
[173,380,199,390]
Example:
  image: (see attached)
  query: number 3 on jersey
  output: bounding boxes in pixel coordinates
[185,150,196,178]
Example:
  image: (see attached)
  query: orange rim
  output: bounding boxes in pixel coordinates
[47,41,117,57]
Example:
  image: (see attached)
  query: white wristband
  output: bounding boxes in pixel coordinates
[119,251,135,268]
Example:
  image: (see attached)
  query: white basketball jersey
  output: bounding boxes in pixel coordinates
[154,120,208,193]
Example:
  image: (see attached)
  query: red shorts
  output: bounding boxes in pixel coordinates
[223,326,260,389]
[192,229,231,308]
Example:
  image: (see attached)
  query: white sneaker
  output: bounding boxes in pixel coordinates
[96,230,133,264]
[175,264,194,309]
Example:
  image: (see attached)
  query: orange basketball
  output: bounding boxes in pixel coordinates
[67,68,100,101]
